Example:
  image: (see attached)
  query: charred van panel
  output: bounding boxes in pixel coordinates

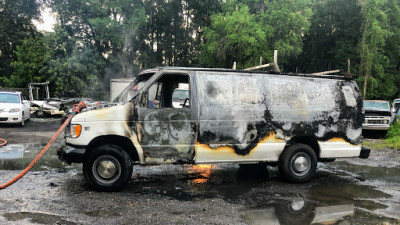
[195,71,363,162]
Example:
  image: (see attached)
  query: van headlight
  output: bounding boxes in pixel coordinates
[70,124,82,138]
[9,108,20,113]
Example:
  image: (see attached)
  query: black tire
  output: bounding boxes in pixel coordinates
[36,110,45,118]
[278,144,317,183]
[83,145,133,191]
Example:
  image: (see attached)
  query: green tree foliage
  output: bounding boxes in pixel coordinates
[3,0,400,102]
[261,0,312,66]
[4,37,51,88]
[383,0,400,98]
[200,0,312,69]
[0,0,40,85]
[200,4,267,68]
[138,0,221,67]
[43,0,146,96]
[45,27,106,95]
[359,0,390,99]
[299,0,362,73]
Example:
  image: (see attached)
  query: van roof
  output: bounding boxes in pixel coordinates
[138,67,352,80]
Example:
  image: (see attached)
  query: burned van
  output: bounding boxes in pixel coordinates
[58,67,369,191]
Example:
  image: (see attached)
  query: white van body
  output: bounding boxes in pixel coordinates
[59,67,369,191]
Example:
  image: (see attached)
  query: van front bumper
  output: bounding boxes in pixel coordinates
[57,147,85,164]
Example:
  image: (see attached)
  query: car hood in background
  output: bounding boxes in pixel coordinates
[0,103,22,111]
[364,108,392,117]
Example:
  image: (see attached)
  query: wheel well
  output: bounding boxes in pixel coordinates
[286,136,320,159]
[86,135,139,162]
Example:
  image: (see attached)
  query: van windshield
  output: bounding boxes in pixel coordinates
[114,73,154,102]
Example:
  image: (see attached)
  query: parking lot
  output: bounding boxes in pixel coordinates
[0,119,400,224]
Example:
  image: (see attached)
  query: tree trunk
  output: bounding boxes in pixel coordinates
[363,75,368,99]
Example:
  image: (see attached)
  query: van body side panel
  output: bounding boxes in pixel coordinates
[194,72,362,163]
[318,140,361,158]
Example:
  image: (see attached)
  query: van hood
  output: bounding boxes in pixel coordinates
[71,103,134,123]
[364,108,392,117]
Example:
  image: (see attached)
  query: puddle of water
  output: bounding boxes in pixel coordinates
[0,144,24,159]
[242,201,400,225]
[128,164,272,201]
[0,146,81,171]
[309,183,392,204]
[331,161,400,183]
[142,164,397,224]
[242,201,355,225]
[2,212,76,225]
[84,209,121,218]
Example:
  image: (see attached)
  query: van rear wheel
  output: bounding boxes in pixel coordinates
[83,145,132,191]
[278,144,317,183]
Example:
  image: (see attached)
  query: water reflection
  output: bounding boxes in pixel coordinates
[0,144,24,159]
[187,164,215,184]
[0,145,80,171]
[242,194,354,225]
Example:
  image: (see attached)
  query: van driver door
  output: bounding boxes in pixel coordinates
[136,72,197,163]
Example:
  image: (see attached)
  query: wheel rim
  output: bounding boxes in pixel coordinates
[92,155,121,184]
[37,110,43,117]
[290,198,306,211]
[290,152,311,176]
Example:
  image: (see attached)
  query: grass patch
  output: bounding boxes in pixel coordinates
[363,123,400,150]
[385,122,400,149]
[362,139,391,150]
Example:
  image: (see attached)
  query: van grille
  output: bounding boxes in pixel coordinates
[0,118,8,121]
[367,120,384,124]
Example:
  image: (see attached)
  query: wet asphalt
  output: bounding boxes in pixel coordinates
[0,119,399,225]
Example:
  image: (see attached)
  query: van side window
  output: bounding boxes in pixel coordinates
[146,74,190,109]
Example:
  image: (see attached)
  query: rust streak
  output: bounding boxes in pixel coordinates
[195,131,285,156]
[257,131,286,143]
[327,137,347,142]
[325,137,360,147]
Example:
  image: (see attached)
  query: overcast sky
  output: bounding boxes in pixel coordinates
[32,7,56,32]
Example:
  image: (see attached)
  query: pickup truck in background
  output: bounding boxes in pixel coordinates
[362,100,394,131]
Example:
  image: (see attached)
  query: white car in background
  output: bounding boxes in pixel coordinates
[0,91,30,126]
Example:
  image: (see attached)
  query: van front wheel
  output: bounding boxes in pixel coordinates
[279,144,317,183]
[83,145,132,191]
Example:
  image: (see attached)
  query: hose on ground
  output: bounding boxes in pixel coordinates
[0,138,7,147]
[0,115,72,190]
